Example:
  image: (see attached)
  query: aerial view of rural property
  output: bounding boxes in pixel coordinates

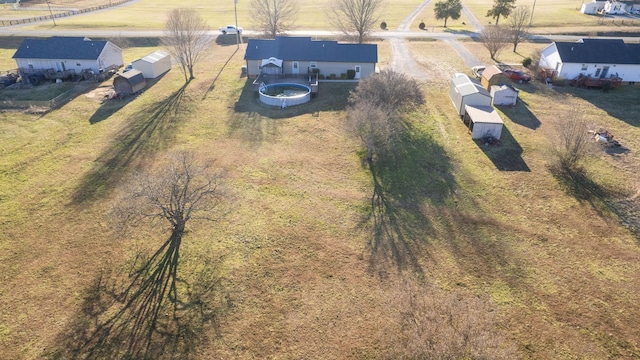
[1,0,640,358]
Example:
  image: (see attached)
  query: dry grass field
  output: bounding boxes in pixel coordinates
[1,35,639,359]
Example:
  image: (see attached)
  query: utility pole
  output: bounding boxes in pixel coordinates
[47,1,56,26]
[529,0,537,26]
[234,0,240,49]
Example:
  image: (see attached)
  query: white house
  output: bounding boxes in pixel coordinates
[581,0,640,14]
[490,84,519,106]
[539,38,640,83]
[13,36,123,76]
[244,36,377,79]
[449,74,492,116]
[131,50,171,79]
[581,0,606,14]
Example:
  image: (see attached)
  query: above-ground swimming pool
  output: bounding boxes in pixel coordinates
[259,83,311,107]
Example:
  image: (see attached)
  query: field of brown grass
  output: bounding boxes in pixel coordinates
[1,15,640,360]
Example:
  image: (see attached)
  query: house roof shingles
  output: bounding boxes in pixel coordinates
[13,36,108,60]
[244,36,378,63]
[555,38,640,64]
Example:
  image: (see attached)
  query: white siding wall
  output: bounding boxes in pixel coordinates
[15,58,98,73]
[98,43,124,71]
[539,43,561,71]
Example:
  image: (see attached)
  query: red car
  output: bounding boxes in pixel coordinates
[503,69,531,83]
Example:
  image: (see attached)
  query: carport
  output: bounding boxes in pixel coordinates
[463,105,504,139]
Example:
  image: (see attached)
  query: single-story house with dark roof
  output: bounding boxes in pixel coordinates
[12,36,123,78]
[243,36,377,79]
[539,38,640,82]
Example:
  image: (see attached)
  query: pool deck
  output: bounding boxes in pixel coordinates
[253,73,319,93]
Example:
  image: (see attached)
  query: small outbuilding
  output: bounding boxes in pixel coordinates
[132,50,171,79]
[463,105,504,140]
[481,65,511,90]
[490,84,519,106]
[450,74,492,116]
[113,69,145,96]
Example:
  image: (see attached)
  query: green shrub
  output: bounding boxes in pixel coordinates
[419,22,425,30]
[318,74,325,80]
[522,57,532,68]
[380,21,387,30]
[347,69,356,79]
[329,74,337,80]
[312,68,320,74]
[340,73,347,79]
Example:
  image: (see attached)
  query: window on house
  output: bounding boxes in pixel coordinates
[76,62,81,67]
[581,64,588,71]
[28,64,33,69]
[310,62,317,69]
[595,68,602,77]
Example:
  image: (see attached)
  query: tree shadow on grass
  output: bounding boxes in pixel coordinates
[552,85,640,127]
[498,98,541,130]
[45,233,229,360]
[474,126,530,171]
[71,84,188,204]
[363,124,457,276]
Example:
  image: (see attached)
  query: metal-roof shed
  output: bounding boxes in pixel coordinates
[490,84,519,106]
[449,74,492,116]
[463,105,504,139]
[131,50,171,79]
[113,69,145,96]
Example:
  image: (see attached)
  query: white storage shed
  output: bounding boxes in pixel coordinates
[490,84,519,106]
[463,105,504,140]
[132,50,171,79]
[450,74,492,116]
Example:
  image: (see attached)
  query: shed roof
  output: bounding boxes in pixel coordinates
[554,38,640,64]
[464,105,504,124]
[490,84,519,94]
[116,69,145,85]
[13,36,113,60]
[135,50,170,64]
[452,75,491,97]
[481,65,506,81]
[244,36,378,63]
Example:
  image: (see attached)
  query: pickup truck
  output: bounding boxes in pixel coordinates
[219,25,242,35]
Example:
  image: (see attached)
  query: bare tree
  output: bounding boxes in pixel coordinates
[329,0,384,44]
[251,0,299,38]
[508,6,531,52]
[552,108,595,171]
[478,25,510,61]
[161,8,211,83]
[347,70,424,164]
[433,0,462,28]
[113,151,227,238]
[486,0,516,25]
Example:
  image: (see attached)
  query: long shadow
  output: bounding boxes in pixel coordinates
[363,124,457,275]
[498,98,541,130]
[71,84,188,204]
[475,126,530,171]
[553,85,640,127]
[45,232,229,359]
[202,47,240,100]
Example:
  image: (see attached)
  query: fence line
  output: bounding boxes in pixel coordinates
[0,0,134,27]
[0,86,82,110]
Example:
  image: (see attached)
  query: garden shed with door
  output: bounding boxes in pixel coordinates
[113,69,145,96]
[463,105,504,139]
[449,74,492,116]
[481,65,511,90]
[131,50,171,79]
[490,84,519,106]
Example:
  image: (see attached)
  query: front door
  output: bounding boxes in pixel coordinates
[292,61,299,74]
[355,65,361,79]
[601,66,610,78]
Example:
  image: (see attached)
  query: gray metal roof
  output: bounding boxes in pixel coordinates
[13,36,110,60]
[555,38,640,64]
[452,74,491,97]
[244,36,377,63]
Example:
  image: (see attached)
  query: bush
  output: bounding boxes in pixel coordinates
[329,74,337,80]
[340,73,347,79]
[380,21,387,30]
[311,68,320,74]
[347,69,356,79]
[522,57,532,68]
[419,22,425,30]
[318,74,325,80]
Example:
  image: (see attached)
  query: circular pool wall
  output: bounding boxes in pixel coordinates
[259,83,311,107]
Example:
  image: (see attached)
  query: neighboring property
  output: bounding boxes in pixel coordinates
[463,105,504,140]
[480,65,510,90]
[243,36,378,80]
[449,74,492,116]
[580,0,640,14]
[113,69,145,96]
[490,84,519,106]
[12,36,123,81]
[539,38,640,83]
[131,50,171,79]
